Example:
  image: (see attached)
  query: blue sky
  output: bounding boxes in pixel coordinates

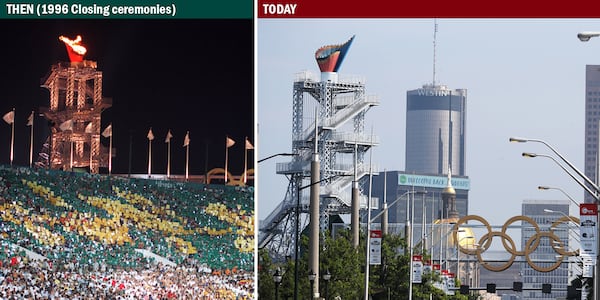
[257,18,600,233]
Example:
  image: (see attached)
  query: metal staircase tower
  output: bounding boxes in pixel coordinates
[259,36,380,259]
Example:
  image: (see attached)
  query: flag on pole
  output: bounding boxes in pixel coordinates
[27,110,34,168]
[102,124,112,137]
[104,123,113,175]
[147,128,153,176]
[59,119,73,131]
[5,109,15,166]
[184,131,190,180]
[28,110,34,168]
[183,131,190,147]
[27,111,34,126]
[166,130,173,177]
[225,136,235,183]
[3,110,14,124]
[245,138,254,150]
[226,136,235,148]
[243,137,253,184]
[165,130,173,143]
[147,128,154,141]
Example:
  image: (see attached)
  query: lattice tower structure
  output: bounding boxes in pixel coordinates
[41,61,112,173]
[259,70,379,259]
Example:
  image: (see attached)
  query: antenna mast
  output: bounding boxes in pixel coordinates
[433,19,438,87]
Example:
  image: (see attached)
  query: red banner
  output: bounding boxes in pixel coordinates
[370,229,382,238]
[581,203,598,216]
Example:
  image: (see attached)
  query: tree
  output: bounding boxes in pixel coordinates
[258,228,471,300]
[258,248,277,300]
[320,229,363,299]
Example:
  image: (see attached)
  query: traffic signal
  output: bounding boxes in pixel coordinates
[486,283,496,293]
[567,285,581,299]
[542,283,552,294]
[460,285,469,294]
[513,281,523,292]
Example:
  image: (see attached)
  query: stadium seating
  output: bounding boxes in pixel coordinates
[0,165,254,272]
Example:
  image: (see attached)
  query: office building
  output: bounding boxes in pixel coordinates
[584,65,600,203]
[520,200,570,300]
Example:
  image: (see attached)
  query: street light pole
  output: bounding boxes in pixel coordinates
[257,152,297,163]
[308,270,316,299]
[514,137,600,299]
[543,208,581,242]
[323,269,331,300]
[364,138,375,300]
[362,190,426,300]
[576,33,600,300]
[538,186,580,207]
[294,174,349,300]
[510,137,600,193]
[456,234,473,284]
[543,208,578,224]
[257,151,302,300]
[522,152,599,200]
[578,31,600,42]
[409,190,415,300]
[273,268,283,300]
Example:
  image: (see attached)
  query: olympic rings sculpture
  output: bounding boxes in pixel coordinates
[451,214,580,272]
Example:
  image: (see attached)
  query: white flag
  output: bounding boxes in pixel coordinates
[26,111,34,126]
[3,110,14,125]
[59,119,73,131]
[165,130,173,143]
[183,131,190,147]
[147,128,154,141]
[226,136,235,148]
[102,124,112,137]
[85,122,93,133]
[245,138,254,150]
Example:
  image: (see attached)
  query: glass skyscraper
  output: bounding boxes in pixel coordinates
[405,84,467,176]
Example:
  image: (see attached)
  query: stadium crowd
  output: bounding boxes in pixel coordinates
[0,165,254,299]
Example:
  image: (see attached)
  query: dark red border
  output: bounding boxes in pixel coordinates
[257,0,600,18]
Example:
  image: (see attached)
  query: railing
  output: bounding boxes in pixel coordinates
[322,95,379,129]
[331,132,380,145]
[259,199,294,232]
[294,70,366,85]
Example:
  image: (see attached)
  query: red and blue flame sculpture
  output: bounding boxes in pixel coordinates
[315,35,355,73]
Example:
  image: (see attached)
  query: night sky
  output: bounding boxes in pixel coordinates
[0,19,254,177]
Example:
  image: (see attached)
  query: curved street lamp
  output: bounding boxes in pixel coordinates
[258,152,297,163]
[273,268,283,300]
[578,31,600,42]
[543,208,579,227]
[511,137,600,193]
[538,185,580,207]
[522,152,599,201]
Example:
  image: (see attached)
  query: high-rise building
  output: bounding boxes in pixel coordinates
[370,171,469,226]
[584,65,600,203]
[520,200,570,300]
[368,83,469,248]
[405,84,467,176]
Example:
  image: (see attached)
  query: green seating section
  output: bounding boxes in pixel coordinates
[0,165,254,272]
